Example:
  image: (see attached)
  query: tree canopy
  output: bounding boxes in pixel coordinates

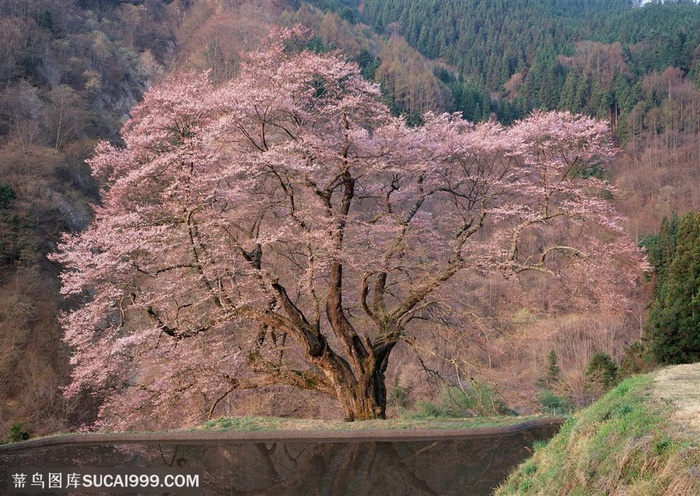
[51,28,646,429]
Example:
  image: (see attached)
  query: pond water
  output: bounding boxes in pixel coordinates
[1,422,561,495]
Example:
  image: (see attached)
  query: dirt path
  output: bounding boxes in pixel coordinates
[653,362,700,436]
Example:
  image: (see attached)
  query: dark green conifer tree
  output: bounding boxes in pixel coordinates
[540,349,561,388]
[645,214,681,288]
[645,212,700,364]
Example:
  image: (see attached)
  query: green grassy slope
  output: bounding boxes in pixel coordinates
[496,364,700,495]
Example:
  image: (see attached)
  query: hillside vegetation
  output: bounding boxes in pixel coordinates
[496,363,700,495]
[0,0,178,434]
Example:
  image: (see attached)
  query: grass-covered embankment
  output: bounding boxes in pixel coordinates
[0,414,563,452]
[196,415,549,433]
[496,363,700,495]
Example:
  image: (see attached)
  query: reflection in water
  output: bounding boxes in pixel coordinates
[1,424,560,495]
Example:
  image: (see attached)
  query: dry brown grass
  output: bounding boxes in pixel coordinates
[653,364,700,437]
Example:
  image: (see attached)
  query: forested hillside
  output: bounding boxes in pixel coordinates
[0,0,177,435]
[1,0,699,436]
[359,1,700,230]
[361,0,700,124]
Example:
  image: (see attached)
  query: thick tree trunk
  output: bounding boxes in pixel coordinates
[309,344,388,421]
[334,367,387,421]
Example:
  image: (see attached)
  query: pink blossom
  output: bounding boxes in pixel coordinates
[50,31,647,429]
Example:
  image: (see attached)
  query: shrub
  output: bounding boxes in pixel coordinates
[387,376,409,410]
[410,383,514,419]
[584,352,619,396]
[0,183,16,209]
[8,421,31,443]
[620,342,655,377]
[538,389,572,415]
